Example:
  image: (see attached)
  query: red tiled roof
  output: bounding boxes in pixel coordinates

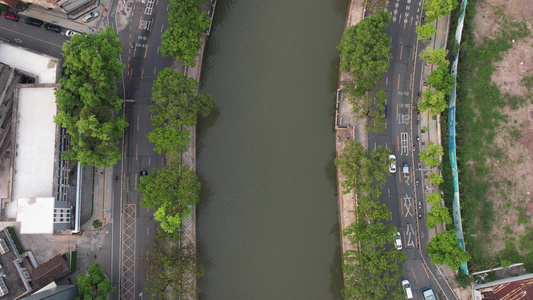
[481,278,533,300]
[32,254,69,289]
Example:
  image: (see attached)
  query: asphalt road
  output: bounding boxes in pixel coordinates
[369,1,457,299]
[0,18,67,58]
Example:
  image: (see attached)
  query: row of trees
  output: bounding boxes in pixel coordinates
[337,11,392,133]
[137,67,215,233]
[161,0,211,66]
[416,0,458,42]
[55,28,128,167]
[335,140,405,299]
[418,48,454,115]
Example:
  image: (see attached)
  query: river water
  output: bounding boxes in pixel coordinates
[197,1,347,299]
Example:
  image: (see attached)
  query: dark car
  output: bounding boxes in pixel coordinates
[140,170,148,177]
[44,23,62,33]
[3,12,19,22]
[25,17,43,27]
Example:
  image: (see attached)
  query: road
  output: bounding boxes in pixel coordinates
[370,0,457,299]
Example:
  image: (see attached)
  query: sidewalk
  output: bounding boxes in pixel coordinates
[80,167,113,231]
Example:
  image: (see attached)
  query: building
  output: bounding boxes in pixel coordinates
[473,273,533,300]
[0,42,80,235]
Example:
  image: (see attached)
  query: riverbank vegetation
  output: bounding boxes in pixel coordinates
[335,140,405,299]
[337,11,392,133]
[161,0,211,66]
[55,27,127,167]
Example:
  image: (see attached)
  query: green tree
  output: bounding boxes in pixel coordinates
[416,23,436,42]
[419,142,444,167]
[161,0,210,66]
[142,229,202,299]
[418,89,448,115]
[426,192,442,204]
[56,27,127,167]
[427,230,471,271]
[152,67,215,126]
[424,0,458,22]
[338,11,392,96]
[334,140,390,196]
[347,89,387,133]
[428,172,444,185]
[427,65,454,92]
[427,204,452,228]
[77,262,116,299]
[137,160,201,233]
[420,47,449,66]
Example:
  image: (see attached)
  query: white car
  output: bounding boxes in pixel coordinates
[83,11,99,22]
[65,30,80,37]
[394,232,402,250]
[389,154,397,173]
[402,280,413,299]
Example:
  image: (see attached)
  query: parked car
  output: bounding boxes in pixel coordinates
[140,170,148,177]
[401,280,413,299]
[65,30,80,37]
[83,11,99,22]
[394,232,402,250]
[389,154,397,173]
[421,288,436,300]
[3,12,19,22]
[44,23,62,33]
[25,17,43,27]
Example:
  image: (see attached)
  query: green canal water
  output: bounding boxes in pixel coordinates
[197,1,348,298]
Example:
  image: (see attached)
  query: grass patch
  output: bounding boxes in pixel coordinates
[70,251,77,271]
[6,226,24,255]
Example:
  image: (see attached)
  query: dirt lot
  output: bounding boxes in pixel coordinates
[470,0,533,256]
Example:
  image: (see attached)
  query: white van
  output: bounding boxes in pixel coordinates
[402,280,413,299]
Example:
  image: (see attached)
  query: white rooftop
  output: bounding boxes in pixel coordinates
[6,87,57,220]
[16,197,55,234]
[0,42,59,84]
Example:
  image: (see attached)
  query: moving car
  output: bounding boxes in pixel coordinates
[3,12,19,22]
[394,232,402,250]
[402,162,409,174]
[44,23,62,33]
[389,154,397,173]
[83,11,99,22]
[25,17,43,27]
[65,30,80,37]
[421,288,436,300]
[401,280,413,299]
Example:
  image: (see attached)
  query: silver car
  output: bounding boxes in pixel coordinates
[83,11,99,22]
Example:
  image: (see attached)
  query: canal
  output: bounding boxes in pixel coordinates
[197,1,348,299]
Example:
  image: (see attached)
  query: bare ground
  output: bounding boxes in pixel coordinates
[470,0,533,256]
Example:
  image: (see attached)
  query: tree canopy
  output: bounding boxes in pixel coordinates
[424,0,458,22]
[420,47,449,66]
[55,27,127,167]
[427,230,471,271]
[152,67,215,126]
[416,23,437,42]
[338,11,392,97]
[427,65,454,92]
[142,229,202,299]
[427,204,452,229]
[334,139,390,196]
[428,172,444,185]
[419,89,448,115]
[419,142,444,166]
[161,0,211,66]
[77,262,116,300]
[137,160,201,233]
[426,192,443,204]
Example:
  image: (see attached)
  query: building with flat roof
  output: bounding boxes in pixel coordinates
[0,42,77,234]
